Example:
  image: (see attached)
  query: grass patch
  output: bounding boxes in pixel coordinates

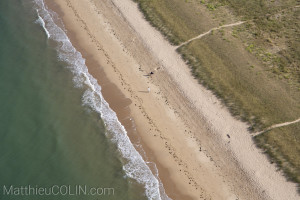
[255,123,300,192]
[133,0,218,45]
[216,0,300,83]
[177,36,299,131]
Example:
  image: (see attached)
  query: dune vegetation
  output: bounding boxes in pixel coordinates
[133,0,300,189]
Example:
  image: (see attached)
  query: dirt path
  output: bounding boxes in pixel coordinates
[176,21,245,49]
[253,118,300,137]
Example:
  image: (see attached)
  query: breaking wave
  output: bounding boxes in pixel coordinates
[35,10,50,38]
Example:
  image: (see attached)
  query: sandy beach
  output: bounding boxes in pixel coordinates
[45,0,299,199]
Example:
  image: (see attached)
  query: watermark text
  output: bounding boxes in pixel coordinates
[2,185,114,196]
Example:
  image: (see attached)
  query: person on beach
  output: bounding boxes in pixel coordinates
[148,71,154,76]
[148,87,151,93]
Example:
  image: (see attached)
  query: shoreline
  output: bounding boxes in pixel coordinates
[44,1,185,199]
[45,0,299,199]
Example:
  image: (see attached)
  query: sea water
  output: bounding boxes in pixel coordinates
[0,0,167,199]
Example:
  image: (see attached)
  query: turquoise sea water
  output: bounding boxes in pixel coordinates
[0,0,164,199]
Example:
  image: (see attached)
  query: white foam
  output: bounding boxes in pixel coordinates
[35,10,50,38]
[33,0,170,199]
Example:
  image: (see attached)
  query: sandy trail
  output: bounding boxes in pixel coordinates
[48,0,299,199]
[176,21,245,48]
[253,117,300,136]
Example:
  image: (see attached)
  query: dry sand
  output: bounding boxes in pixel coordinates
[46,0,299,199]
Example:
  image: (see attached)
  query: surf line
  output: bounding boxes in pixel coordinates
[33,0,169,199]
[35,9,50,38]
